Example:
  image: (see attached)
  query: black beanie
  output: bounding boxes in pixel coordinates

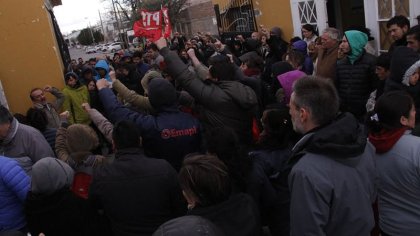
[148,78,177,110]
[271,61,293,78]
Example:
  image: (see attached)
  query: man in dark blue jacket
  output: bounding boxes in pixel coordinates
[96,76,202,171]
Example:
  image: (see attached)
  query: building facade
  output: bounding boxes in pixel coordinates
[290,0,420,54]
[174,0,219,38]
[210,0,420,54]
[211,0,294,39]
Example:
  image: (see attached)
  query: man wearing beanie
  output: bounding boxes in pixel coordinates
[336,30,377,121]
[96,76,201,171]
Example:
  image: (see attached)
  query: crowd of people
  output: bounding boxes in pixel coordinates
[0,14,420,236]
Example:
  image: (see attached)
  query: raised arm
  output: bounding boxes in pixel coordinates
[45,85,65,111]
[96,79,151,130]
[112,79,153,111]
[155,38,212,106]
[83,103,114,144]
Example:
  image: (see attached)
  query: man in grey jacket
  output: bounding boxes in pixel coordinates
[0,105,54,174]
[288,78,376,235]
[30,85,64,129]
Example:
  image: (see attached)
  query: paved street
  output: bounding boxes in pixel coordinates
[68,47,112,62]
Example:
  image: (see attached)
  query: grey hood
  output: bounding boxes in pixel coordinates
[31,157,74,195]
[0,118,19,145]
[402,60,420,86]
[153,216,224,236]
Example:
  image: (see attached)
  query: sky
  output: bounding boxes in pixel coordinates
[54,0,109,35]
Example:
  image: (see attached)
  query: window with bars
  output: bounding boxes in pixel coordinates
[377,0,410,51]
[298,0,318,31]
[219,0,257,33]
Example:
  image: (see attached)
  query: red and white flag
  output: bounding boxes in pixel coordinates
[133,8,172,41]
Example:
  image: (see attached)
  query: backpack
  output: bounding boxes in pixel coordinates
[70,155,105,199]
[71,171,92,199]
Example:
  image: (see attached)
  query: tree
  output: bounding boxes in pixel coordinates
[142,0,189,27]
[77,28,105,45]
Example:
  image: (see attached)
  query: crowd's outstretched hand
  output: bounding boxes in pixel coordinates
[109,70,116,82]
[96,79,110,90]
[81,102,91,112]
[155,37,167,50]
[44,85,52,93]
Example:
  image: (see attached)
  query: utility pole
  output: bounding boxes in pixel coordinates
[111,0,122,44]
[98,10,107,42]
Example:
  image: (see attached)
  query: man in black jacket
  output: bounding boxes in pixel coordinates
[336,30,376,121]
[155,37,258,146]
[387,15,410,54]
[89,120,185,236]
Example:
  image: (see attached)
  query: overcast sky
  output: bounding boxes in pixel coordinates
[54,0,109,35]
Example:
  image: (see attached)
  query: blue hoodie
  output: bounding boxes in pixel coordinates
[95,60,112,83]
[344,30,368,65]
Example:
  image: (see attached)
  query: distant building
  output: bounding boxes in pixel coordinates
[174,0,219,37]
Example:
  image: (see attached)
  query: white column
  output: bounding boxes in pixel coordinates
[315,0,328,34]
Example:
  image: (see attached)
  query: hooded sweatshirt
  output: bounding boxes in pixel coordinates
[277,70,306,105]
[95,60,112,83]
[25,157,111,236]
[344,30,368,65]
[288,112,376,235]
[152,216,224,236]
[63,72,90,125]
[0,118,55,174]
[147,78,177,111]
[31,157,74,195]
[402,60,420,86]
[99,77,202,171]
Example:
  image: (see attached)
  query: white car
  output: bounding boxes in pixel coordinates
[85,46,96,54]
[107,42,123,52]
[101,43,110,51]
[95,45,103,51]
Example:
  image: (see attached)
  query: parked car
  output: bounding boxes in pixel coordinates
[85,46,96,54]
[95,45,103,51]
[107,42,123,52]
[101,43,110,51]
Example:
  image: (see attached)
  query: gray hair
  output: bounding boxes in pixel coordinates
[292,77,339,126]
[322,27,340,41]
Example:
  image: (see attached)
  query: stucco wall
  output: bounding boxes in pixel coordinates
[0,0,65,114]
[212,0,293,40]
